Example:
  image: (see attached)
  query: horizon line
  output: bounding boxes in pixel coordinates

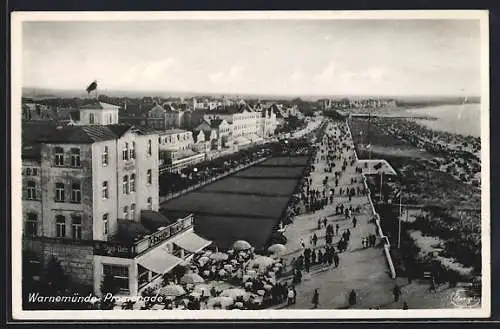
[22,86,480,99]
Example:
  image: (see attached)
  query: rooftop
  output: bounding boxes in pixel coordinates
[79,100,121,110]
[160,129,189,135]
[22,123,156,147]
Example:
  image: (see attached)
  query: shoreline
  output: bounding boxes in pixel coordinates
[346,115,481,283]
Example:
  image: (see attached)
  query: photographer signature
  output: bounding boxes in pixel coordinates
[450,288,481,308]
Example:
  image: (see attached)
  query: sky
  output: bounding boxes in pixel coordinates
[22,19,482,96]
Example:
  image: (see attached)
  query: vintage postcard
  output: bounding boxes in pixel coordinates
[11,10,490,320]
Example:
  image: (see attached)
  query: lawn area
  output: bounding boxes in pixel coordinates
[160,155,311,251]
[161,191,289,219]
[259,156,310,166]
[199,177,299,196]
[193,215,278,250]
[234,166,305,178]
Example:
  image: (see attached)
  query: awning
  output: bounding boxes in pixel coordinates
[137,246,184,274]
[172,231,212,253]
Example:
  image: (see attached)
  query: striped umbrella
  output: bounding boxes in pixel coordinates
[232,240,252,251]
[158,284,186,297]
[180,273,205,285]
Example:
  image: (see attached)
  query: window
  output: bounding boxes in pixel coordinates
[25,213,38,237]
[108,114,112,124]
[102,181,109,199]
[89,113,95,124]
[130,174,136,192]
[147,169,152,184]
[130,142,136,159]
[26,181,37,200]
[102,146,109,166]
[138,264,149,288]
[54,147,64,166]
[123,206,129,219]
[55,182,65,202]
[122,175,129,194]
[147,197,152,210]
[71,182,81,203]
[70,148,81,167]
[130,203,136,220]
[32,168,38,176]
[103,264,129,293]
[56,215,66,238]
[122,143,129,161]
[72,216,82,240]
[103,213,109,236]
[25,168,32,176]
[147,139,152,156]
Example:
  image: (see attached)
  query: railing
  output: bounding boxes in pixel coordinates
[159,157,269,203]
[93,214,194,258]
[344,120,397,279]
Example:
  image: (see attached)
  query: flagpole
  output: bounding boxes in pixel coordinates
[379,171,383,202]
[399,191,402,216]
[398,191,402,249]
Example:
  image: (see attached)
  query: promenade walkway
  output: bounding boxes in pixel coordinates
[276,119,466,310]
[278,120,396,309]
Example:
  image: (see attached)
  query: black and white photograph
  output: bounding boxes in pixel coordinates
[11,11,490,319]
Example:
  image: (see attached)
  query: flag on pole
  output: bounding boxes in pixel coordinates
[86,80,98,94]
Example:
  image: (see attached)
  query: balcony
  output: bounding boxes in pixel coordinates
[94,214,194,258]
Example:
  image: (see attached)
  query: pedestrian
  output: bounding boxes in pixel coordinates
[336,224,340,236]
[292,286,297,304]
[300,238,305,250]
[393,285,401,302]
[323,217,327,228]
[362,237,366,249]
[333,252,340,268]
[352,216,357,228]
[348,290,357,307]
[429,276,436,292]
[403,302,408,310]
[312,289,319,309]
[312,233,318,247]
[287,288,294,305]
[317,218,321,230]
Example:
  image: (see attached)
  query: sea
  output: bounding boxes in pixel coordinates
[403,103,481,138]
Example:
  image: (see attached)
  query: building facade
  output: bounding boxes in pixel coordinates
[22,124,211,296]
[78,101,120,125]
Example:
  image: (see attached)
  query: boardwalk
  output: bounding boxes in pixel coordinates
[276,119,468,310]
[278,120,396,309]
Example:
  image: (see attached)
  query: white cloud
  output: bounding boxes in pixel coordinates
[314,62,337,83]
[118,57,180,88]
[229,65,244,79]
[208,64,246,85]
[290,70,303,83]
[208,71,224,84]
[363,67,386,81]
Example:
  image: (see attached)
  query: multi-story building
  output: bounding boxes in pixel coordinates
[257,107,278,138]
[204,104,260,138]
[22,124,211,296]
[146,104,185,130]
[157,129,205,173]
[78,101,120,125]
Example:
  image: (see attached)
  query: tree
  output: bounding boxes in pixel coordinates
[100,274,119,310]
[44,255,67,293]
